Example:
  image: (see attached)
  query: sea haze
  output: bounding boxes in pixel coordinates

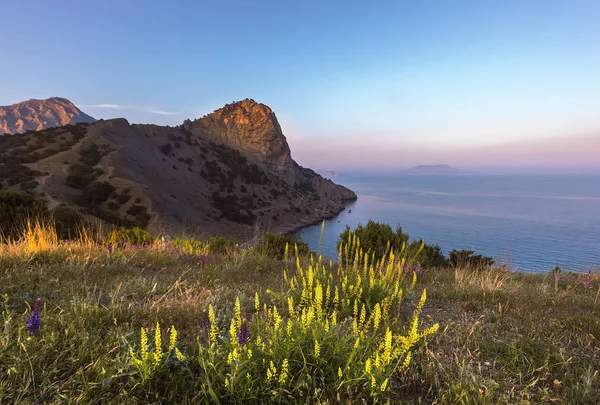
[295,173,600,272]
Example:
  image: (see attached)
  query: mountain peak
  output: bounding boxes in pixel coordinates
[184,99,292,175]
[0,97,95,135]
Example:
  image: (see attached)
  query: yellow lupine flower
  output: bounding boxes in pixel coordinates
[372,303,381,331]
[279,358,289,385]
[154,322,162,365]
[314,339,320,358]
[255,292,260,312]
[383,328,393,364]
[288,296,295,317]
[272,305,282,330]
[234,297,242,331]
[338,367,343,378]
[168,325,177,352]
[140,327,149,362]
[175,348,186,361]
[365,358,372,374]
[208,305,218,348]
[380,378,389,391]
[359,304,366,327]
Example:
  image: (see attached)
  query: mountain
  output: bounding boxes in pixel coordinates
[0,98,356,240]
[0,97,96,135]
[404,164,459,174]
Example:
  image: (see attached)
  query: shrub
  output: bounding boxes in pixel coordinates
[448,249,495,269]
[338,220,409,263]
[339,221,449,268]
[126,205,151,228]
[73,181,116,207]
[207,236,235,255]
[108,227,154,245]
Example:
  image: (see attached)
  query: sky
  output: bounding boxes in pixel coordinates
[1,0,599,172]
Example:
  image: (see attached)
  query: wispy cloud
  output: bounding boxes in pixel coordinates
[81,104,180,115]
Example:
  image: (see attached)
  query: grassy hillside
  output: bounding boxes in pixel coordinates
[1,222,599,404]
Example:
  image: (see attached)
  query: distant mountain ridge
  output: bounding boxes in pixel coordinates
[0,98,356,240]
[0,97,95,135]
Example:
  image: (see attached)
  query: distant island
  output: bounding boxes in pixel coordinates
[404,164,459,175]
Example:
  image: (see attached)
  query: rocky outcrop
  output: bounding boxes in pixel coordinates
[183,99,295,177]
[311,176,356,203]
[0,97,95,135]
[184,99,357,201]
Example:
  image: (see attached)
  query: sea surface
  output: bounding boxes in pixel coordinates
[295,174,600,272]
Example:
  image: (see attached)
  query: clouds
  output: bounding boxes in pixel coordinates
[81,104,179,116]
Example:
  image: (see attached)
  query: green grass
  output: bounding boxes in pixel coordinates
[1,223,599,403]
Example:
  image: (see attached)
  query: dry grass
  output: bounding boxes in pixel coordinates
[1,225,599,403]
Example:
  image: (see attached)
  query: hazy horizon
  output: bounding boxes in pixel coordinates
[1,0,599,172]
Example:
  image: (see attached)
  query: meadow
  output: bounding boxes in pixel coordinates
[1,222,600,404]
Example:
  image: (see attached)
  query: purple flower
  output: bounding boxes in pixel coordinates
[28,298,42,335]
[236,320,249,346]
[107,242,113,254]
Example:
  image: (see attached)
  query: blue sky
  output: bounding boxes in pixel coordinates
[1,0,599,171]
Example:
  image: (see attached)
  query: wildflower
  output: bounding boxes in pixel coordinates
[27,298,42,335]
[314,339,320,358]
[279,358,289,385]
[236,319,249,346]
[107,242,113,254]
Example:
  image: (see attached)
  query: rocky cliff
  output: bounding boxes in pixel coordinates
[0,98,356,240]
[0,97,96,135]
[184,99,356,202]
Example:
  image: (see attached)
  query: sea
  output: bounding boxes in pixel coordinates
[295,173,600,272]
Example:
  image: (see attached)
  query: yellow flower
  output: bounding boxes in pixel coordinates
[234,297,242,331]
[255,292,260,313]
[153,322,162,366]
[372,303,381,331]
[168,325,177,352]
[288,296,295,317]
[279,358,289,385]
[175,348,186,361]
[314,339,320,358]
[380,378,389,391]
[140,327,149,362]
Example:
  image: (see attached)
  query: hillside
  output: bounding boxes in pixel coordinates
[0,99,356,240]
[0,97,96,135]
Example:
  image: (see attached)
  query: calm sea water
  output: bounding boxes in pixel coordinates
[295,174,600,272]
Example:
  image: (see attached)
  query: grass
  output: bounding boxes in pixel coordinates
[1,222,599,403]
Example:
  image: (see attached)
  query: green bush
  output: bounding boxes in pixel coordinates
[207,236,235,255]
[448,249,495,269]
[338,221,449,268]
[108,227,154,245]
[73,181,116,207]
[338,220,409,263]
